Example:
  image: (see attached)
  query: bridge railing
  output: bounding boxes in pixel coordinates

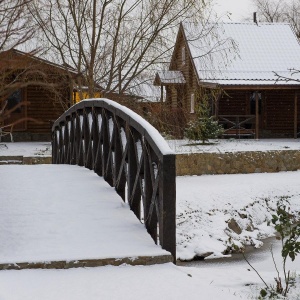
[52,99,176,260]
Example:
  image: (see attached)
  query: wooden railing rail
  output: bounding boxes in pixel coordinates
[52,99,176,260]
[219,115,256,138]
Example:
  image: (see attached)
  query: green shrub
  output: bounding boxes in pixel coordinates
[185,98,223,144]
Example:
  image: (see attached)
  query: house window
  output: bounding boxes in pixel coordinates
[7,89,22,113]
[250,92,261,114]
[190,93,195,113]
[182,46,185,65]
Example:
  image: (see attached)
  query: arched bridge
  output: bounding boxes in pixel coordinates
[52,99,176,261]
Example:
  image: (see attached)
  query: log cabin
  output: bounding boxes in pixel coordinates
[0,49,78,141]
[154,22,300,139]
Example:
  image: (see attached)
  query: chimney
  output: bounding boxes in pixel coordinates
[253,12,258,24]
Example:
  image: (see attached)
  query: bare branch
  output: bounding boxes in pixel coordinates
[27,0,216,98]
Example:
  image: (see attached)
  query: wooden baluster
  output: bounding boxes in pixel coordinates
[128,127,141,219]
[114,118,126,200]
[102,110,113,186]
[144,143,157,243]
[70,113,76,165]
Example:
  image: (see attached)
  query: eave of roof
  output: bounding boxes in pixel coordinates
[3,49,78,76]
[154,70,186,86]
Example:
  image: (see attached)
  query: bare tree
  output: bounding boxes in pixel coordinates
[0,1,79,140]
[253,0,287,22]
[0,0,36,128]
[27,0,216,100]
[284,1,300,39]
[0,0,34,51]
[252,0,300,38]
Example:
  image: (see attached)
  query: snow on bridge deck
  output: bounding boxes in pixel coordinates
[0,164,171,269]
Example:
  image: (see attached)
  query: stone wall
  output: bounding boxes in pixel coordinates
[176,150,300,176]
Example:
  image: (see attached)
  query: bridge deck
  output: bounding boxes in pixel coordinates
[0,165,171,269]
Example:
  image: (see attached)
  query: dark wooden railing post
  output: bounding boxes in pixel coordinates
[159,154,176,260]
[294,91,298,139]
[255,91,259,140]
[52,99,176,262]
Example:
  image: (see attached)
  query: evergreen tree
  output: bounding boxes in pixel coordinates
[185,98,223,144]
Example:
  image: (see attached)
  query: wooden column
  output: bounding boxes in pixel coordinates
[255,91,259,140]
[294,91,298,139]
[215,92,221,118]
[160,84,163,103]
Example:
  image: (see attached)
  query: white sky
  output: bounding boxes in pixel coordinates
[213,0,255,22]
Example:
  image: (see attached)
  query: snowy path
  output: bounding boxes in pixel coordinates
[0,165,169,266]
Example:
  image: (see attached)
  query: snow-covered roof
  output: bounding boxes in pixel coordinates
[183,22,300,86]
[154,70,186,85]
[3,49,78,75]
[129,80,162,102]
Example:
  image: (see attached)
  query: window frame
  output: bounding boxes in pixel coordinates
[190,93,195,113]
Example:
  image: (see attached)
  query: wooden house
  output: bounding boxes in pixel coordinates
[0,49,77,141]
[154,22,300,138]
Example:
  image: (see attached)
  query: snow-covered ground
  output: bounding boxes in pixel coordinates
[1,139,300,157]
[2,256,299,300]
[168,138,300,153]
[0,142,51,157]
[0,140,299,299]
[176,172,300,260]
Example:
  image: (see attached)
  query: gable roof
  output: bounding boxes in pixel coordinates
[182,22,300,86]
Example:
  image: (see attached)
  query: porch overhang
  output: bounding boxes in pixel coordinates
[220,84,300,90]
[154,70,186,86]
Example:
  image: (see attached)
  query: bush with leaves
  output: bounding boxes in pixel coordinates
[185,98,223,144]
[243,199,300,299]
[270,200,300,297]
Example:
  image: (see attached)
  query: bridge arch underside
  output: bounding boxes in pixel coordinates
[52,99,176,261]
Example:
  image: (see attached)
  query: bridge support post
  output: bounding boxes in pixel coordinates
[159,154,176,262]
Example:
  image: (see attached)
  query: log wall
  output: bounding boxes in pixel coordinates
[219,90,247,115]
[26,85,66,134]
[263,90,294,136]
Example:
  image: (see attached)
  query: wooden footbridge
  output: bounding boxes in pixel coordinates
[0,99,176,269]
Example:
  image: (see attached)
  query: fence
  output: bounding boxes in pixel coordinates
[52,99,176,260]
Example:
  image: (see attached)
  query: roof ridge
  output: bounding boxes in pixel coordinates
[182,21,291,26]
[220,22,290,25]
[199,70,294,73]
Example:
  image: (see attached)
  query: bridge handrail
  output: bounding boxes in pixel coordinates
[51,98,176,260]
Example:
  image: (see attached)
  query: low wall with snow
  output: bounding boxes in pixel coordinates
[176,150,300,176]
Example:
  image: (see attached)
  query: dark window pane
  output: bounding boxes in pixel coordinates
[7,90,22,113]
